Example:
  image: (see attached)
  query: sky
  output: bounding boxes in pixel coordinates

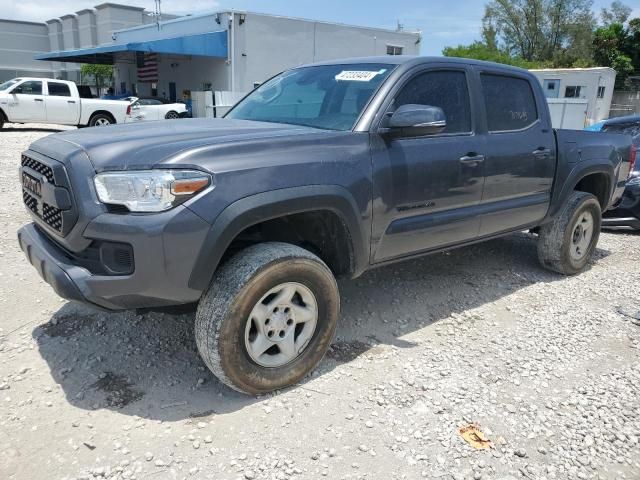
[1,0,639,56]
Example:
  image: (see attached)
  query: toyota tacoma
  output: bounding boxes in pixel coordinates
[16,57,633,394]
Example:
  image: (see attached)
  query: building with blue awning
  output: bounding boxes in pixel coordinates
[1,3,421,109]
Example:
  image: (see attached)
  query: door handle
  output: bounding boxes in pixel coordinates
[67,100,76,104]
[532,148,551,158]
[459,154,485,165]
[34,98,44,102]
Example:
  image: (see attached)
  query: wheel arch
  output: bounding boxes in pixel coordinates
[88,110,116,125]
[573,171,611,209]
[544,163,615,223]
[188,185,369,291]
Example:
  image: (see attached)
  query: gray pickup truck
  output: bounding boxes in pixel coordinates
[17,57,632,394]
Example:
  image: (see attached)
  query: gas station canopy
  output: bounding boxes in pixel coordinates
[35,31,228,64]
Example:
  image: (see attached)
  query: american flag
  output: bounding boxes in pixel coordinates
[137,53,158,83]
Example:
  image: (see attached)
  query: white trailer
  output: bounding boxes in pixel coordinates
[530,67,616,128]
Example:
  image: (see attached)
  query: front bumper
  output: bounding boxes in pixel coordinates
[17,205,212,311]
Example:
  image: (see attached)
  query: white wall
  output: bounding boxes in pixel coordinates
[232,12,421,91]
[77,9,98,48]
[531,68,616,125]
[547,99,589,129]
[94,4,147,45]
[0,20,53,80]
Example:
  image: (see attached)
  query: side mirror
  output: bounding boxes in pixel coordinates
[387,104,446,136]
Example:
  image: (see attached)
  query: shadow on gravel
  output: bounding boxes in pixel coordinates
[32,232,611,421]
[0,127,66,133]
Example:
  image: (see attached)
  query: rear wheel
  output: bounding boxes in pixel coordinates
[89,113,114,127]
[0,112,5,130]
[537,191,601,275]
[165,111,180,119]
[195,242,340,394]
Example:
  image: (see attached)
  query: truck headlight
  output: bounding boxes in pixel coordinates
[94,170,212,212]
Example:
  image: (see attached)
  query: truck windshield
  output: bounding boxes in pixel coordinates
[0,79,19,91]
[226,63,395,131]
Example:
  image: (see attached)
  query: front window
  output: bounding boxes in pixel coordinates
[12,81,43,95]
[226,63,395,131]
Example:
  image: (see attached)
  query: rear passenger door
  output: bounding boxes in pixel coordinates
[45,81,79,125]
[370,66,485,262]
[475,70,556,236]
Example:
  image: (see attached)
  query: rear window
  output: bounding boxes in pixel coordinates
[48,82,71,97]
[481,74,538,132]
[139,98,164,105]
[602,123,640,137]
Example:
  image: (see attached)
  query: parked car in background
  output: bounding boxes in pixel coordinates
[584,120,605,132]
[599,115,640,230]
[124,96,188,123]
[0,78,133,128]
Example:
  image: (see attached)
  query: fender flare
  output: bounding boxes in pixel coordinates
[188,185,369,291]
[544,162,614,222]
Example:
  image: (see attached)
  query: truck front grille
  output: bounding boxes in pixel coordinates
[42,203,63,232]
[20,153,77,236]
[21,155,54,182]
[22,190,38,214]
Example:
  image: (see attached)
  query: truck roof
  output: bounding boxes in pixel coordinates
[8,77,75,84]
[300,55,531,75]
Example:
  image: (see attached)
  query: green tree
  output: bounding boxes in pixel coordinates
[442,41,549,68]
[482,0,595,66]
[80,64,113,95]
[592,27,634,86]
[600,0,632,25]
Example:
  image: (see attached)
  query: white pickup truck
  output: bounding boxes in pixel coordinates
[0,78,132,129]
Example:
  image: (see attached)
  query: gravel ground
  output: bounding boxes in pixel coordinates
[1,124,639,480]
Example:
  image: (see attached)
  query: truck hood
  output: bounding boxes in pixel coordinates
[28,118,321,171]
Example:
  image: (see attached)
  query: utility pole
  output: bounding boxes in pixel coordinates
[155,0,162,30]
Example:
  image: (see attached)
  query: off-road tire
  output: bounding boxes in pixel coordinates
[88,113,114,127]
[537,191,601,275]
[195,242,340,394]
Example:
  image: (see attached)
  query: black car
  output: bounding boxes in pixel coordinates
[600,115,640,230]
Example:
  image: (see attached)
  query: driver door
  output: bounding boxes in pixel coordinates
[8,80,46,122]
[370,67,485,263]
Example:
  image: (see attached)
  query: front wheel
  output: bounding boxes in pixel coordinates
[165,111,180,119]
[537,191,602,275]
[195,242,340,394]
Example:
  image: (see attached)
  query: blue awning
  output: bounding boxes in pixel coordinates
[35,31,227,64]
